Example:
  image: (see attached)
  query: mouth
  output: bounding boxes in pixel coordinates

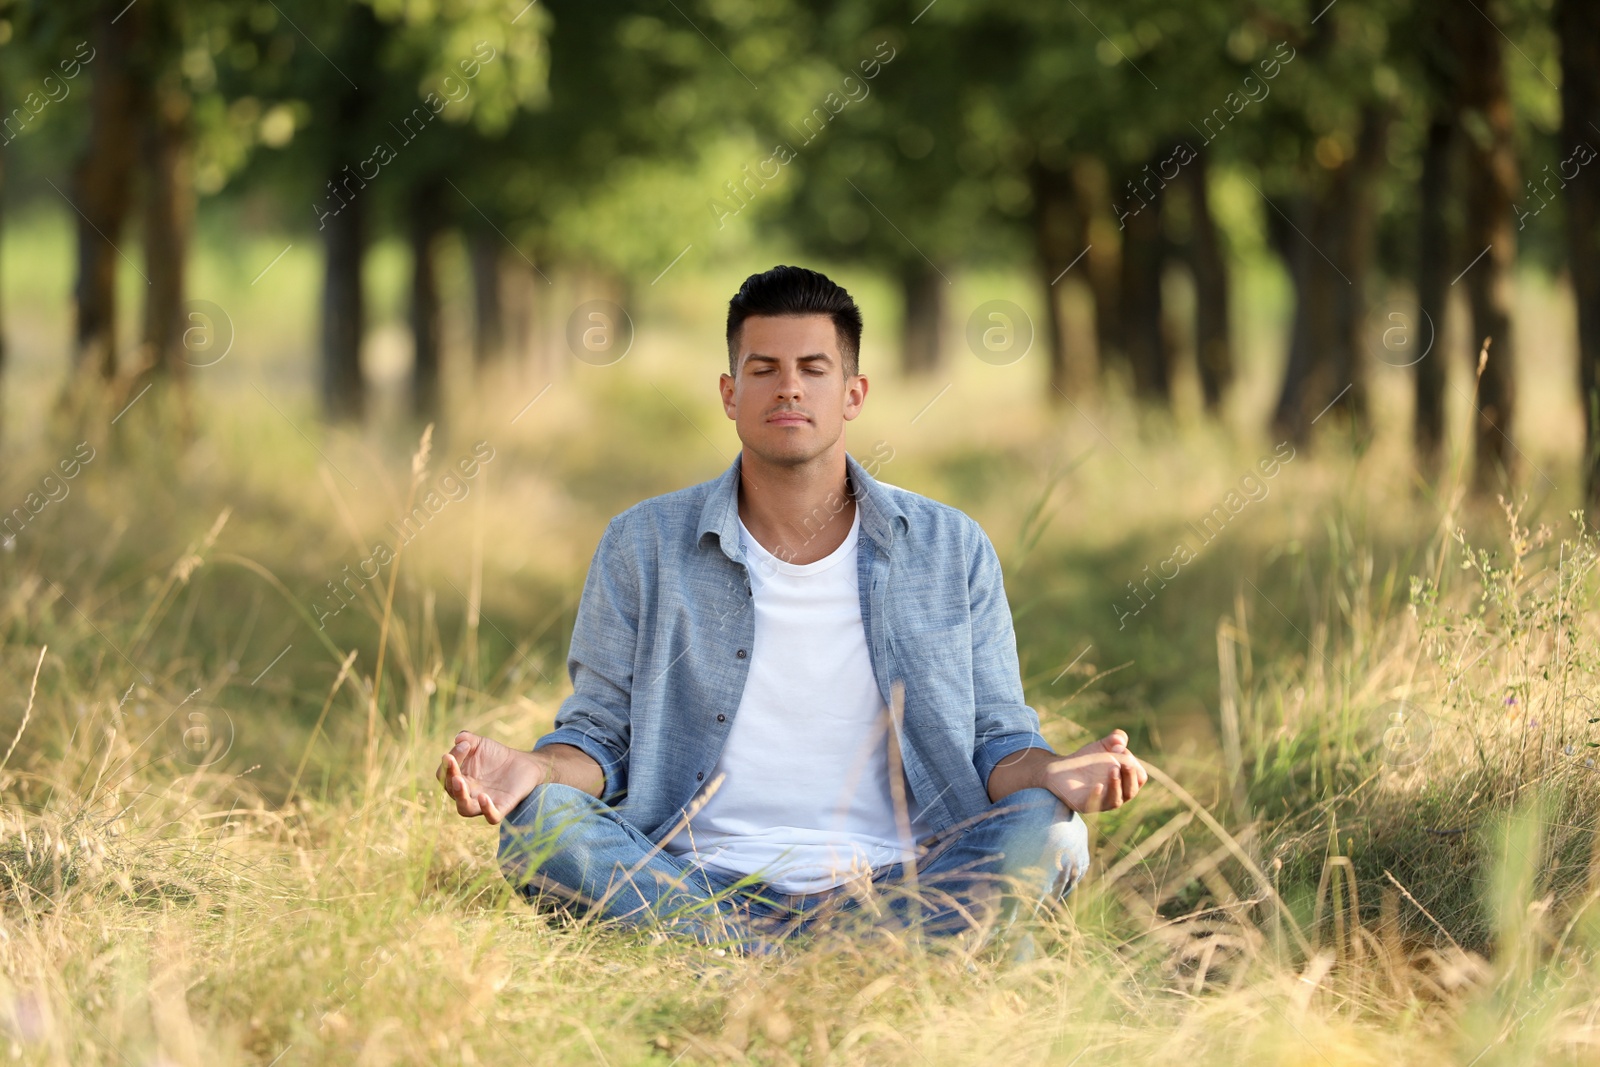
[767,412,810,425]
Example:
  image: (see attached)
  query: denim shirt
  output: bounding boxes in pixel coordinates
[533,449,1054,844]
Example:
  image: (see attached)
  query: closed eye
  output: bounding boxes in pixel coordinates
[747,363,829,375]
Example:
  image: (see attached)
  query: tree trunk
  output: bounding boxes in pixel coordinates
[503,252,536,370]
[1269,112,1385,448]
[73,4,145,380]
[1070,162,1122,378]
[1118,163,1169,402]
[898,262,944,376]
[528,252,558,378]
[1325,107,1389,441]
[469,229,505,369]
[320,181,365,421]
[1182,152,1232,412]
[1558,0,1600,516]
[140,81,193,379]
[524,256,563,379]
[1456,13,1519,493]
[1413,115,1455,471]
[0,88,7,430]
[1270,189,1339,444]
[1030,163,1088,398]
[1269,195,1314,442]
[318,5,380,421]
[410,181,446,422]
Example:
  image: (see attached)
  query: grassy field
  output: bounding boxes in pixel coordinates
[3,213,1600,1064]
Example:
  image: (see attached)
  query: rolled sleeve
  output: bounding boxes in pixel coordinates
[967,521,1054,787]
[534,722,629,805]
[973,724,1052,790]
[532,516,638,806]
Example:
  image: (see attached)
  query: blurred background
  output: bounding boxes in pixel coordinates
[0,0,1596,781]
[1,0,1593,470]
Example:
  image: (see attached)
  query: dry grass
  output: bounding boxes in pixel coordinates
[3,271,1600,1062]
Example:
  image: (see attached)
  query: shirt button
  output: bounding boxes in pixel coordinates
[696,771,705,781]
[736,649,747,659]
[717,713,726,722]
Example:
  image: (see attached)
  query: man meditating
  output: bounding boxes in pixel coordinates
[437,265,1146,949]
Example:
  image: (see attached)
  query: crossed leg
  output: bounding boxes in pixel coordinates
[498,783,1090,953]
[824,787,1091,943]
[497,783,783,952]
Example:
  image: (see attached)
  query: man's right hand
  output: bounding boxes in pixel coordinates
[436,731,551,825]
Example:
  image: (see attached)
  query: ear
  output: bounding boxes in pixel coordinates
[843,372,869,422]
[720,371,737,420]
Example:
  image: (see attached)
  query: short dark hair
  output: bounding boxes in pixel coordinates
[726,265,863,377]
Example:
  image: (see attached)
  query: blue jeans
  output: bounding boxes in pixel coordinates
[497,784,1091,952]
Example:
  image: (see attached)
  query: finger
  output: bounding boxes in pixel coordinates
[1121,762,1139,800]
[480,792,502,825]
[1113,749,1145,785]
[1106,765,1123,809]
[446,764,480,812]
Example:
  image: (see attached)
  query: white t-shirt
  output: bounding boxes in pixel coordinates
[662,504,928,892]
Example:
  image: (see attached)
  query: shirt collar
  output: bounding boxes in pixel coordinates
[697,449,907,562]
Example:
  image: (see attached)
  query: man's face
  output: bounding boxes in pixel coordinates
[720,314,867,466]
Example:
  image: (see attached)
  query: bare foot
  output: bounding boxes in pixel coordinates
[436,731,548,825]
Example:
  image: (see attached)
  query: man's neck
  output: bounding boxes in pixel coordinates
[736,446,857,566]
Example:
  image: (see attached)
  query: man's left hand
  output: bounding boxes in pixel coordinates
[1038,729,1147,813]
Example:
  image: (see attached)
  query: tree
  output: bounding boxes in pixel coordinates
[1557,0,1600,514]
[137,0,197,386]
[967,0,1253,409]
[49,0,212,399]
[438,0,770,387]
[374,0,548,420]
[1183,151,1232,410]
[71,1,143,382]
[224,0,548,420]
[1409,0,1461,473]
[1256,8,1403,446]
[741,8,983,380]
[1118,147,1173,401]
[1455,5,1520,492]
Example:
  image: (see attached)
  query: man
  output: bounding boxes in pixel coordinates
[438,265,1146,951]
